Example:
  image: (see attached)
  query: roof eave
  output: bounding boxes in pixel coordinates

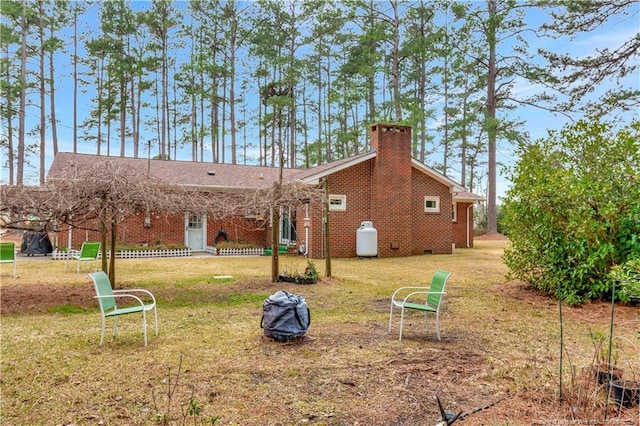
[300,151,377,185]
[453,193,486,202]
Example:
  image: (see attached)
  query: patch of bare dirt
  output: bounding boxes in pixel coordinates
[0,278,312,315]
[493,278,640,325]
[0,283,96,314]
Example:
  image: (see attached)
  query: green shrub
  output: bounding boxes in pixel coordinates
[503,117,640,304]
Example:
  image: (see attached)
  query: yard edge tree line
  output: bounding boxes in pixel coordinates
[1,0,638,236]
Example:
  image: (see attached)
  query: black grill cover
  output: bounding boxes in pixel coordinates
[21,231,53,255]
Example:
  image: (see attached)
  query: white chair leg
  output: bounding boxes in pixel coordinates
[153,307,158,336]
[100,316,106,346]
[399,308,405,341]
[142,311,148,347]
[388,303,394,333]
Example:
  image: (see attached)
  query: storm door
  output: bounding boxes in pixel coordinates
[185,213,206,251]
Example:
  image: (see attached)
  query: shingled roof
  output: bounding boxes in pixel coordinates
[47,152,300,191]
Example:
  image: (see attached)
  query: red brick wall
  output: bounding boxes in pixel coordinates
[452,202,474,248]
[330,159,374,257]
[410,169,454,254]
[207,217,269,247]
[124,213,185,246]
[301,168,459,258]
[54,213,269,250]
[297,160,375,258]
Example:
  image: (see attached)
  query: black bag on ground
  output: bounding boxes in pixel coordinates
[21,231,53,255]
[261,290,310,342]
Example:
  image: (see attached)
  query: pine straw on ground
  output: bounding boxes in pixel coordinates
[1,241,639,425]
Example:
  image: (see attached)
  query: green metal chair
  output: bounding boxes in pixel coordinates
[389,270,452,341]
[89,271,158,347]
[66,241,100,273]
[0,241,17,278]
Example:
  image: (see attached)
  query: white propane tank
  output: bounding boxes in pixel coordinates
[356,221,378,257]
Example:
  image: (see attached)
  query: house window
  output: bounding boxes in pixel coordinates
[188,214,202,228]
[329,195,347,211]
[424,196,440,213]
[280,207,297,244]
[452,202,458,222]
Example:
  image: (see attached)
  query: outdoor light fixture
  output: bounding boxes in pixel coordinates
[255,216,267,230]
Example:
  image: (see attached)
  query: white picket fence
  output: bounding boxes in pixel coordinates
[51,249,79,260]
[205,246,265,256]
[52,248,192,260]
[113,248,192,258]
[52,246,266,259]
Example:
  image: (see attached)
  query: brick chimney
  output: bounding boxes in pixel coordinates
[370,123,412,257]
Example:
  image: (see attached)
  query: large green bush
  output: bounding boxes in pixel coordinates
[502,118,640,304]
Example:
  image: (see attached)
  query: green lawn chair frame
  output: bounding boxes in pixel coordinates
[0,241,17,278]
[89,271,158,347]
[66,241,100,273]
[389,270,452,341]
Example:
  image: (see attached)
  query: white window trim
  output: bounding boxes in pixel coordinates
[452,202,458,222]
[329,194,347,211]
[424,196,440,213]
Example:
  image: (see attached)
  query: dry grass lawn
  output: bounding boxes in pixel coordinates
[1,240,638,425]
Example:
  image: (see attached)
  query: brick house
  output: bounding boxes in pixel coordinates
[48,123,483,257]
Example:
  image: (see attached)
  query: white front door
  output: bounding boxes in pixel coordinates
[185,213,206,251]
